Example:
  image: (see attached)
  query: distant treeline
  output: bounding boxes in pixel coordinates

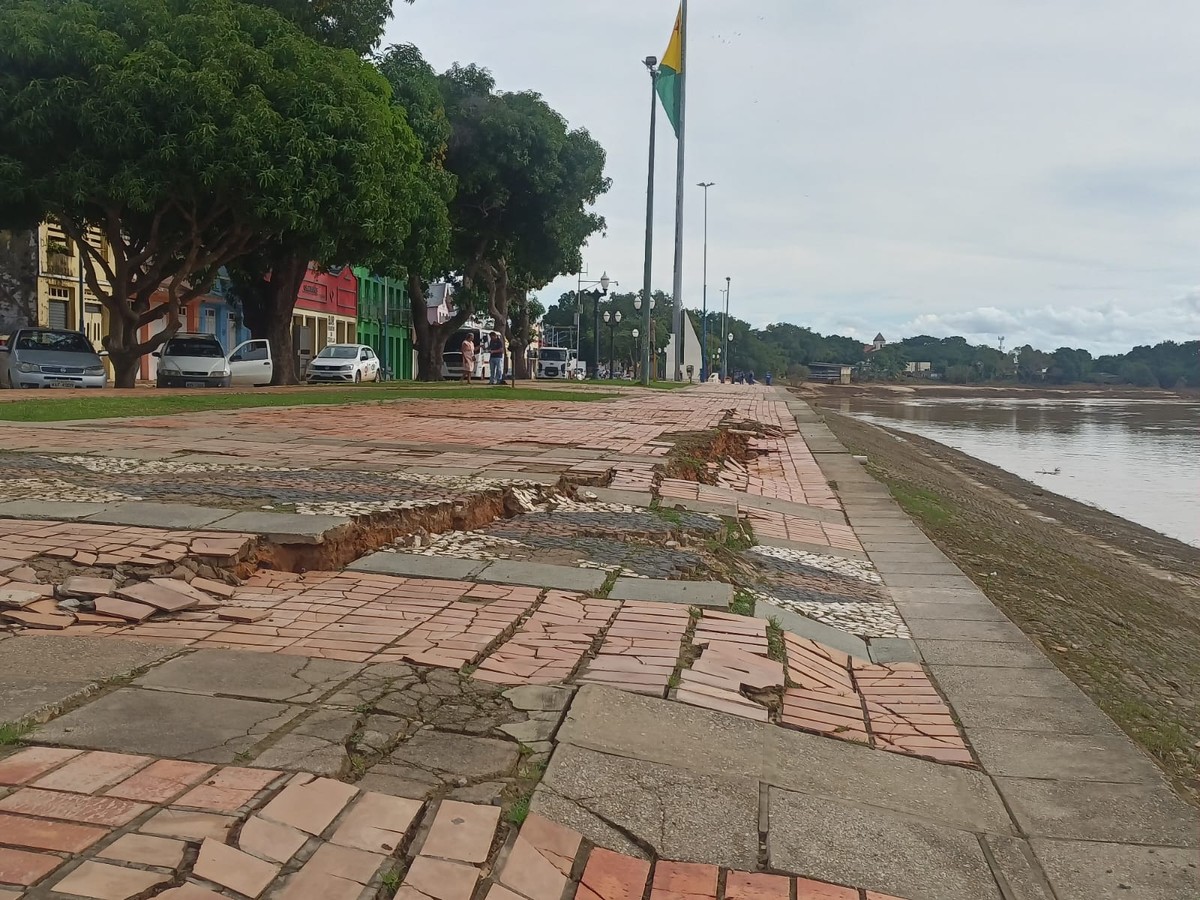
[541,292,1198,388]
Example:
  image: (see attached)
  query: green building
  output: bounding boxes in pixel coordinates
[353,267,413,380]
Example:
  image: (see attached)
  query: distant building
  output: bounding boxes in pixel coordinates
[905,361,932,375]
[809,362,855,385]
[864,332,887,354]
[353,268,412,379]
[0,221,111,347]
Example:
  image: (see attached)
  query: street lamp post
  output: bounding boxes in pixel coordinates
[602,310,623,379]
[576,271,614,378]
[721,277,731,382]
[697,181,715,382]
[640,55,658,387]
[632,328,641,381]
[727,331,735,379]
[634,293,656,382]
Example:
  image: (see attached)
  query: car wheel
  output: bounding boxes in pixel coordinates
[354,370,362,384]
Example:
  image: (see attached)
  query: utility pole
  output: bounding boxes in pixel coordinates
[670,0,689,380]
[721,276,731,382]
[697,181,714,382]
[640,57,659,387]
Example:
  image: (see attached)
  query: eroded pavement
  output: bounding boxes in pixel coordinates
[0,385,1195,900]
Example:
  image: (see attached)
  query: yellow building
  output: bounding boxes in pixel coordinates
[36,220,110,347]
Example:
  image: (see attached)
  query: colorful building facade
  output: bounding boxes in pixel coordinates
[293,265,358,377]
[353,267,412,380]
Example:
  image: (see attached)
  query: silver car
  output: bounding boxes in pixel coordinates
[0,328,108,389]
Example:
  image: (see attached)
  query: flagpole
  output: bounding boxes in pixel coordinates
[670,0,688,381]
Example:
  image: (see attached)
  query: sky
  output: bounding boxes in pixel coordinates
[385,1,1200,356]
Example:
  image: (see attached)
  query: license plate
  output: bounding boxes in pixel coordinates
[47,381,76,388]
[185,381,206,388]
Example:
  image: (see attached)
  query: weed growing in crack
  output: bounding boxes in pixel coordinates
[766,616,786,664]
[730,590,756,617]
[0,722,31,746]
[506,794,531,826]
[380,868,403,891]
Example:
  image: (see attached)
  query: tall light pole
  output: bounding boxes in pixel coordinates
[602,310,622,379]
[575,271,614,378]
[635,293,656,382]
[721,277,731,382]
[640,56,658,387]
[696,181,714,381]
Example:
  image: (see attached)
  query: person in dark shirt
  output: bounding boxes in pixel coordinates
[487,332,505,384]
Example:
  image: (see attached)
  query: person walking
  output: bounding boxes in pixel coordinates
[487,331,504,385]
[460,334,476,384]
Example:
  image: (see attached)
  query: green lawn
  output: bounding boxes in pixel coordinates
[0,384,616,422]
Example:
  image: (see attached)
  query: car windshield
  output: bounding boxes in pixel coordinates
[541,349,568,361]
[317,346,358,359]
[16,330,94,353]
[164,338,224,358]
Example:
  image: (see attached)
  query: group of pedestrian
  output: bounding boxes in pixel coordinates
[460,331,508,385]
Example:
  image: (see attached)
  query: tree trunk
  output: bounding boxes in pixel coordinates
[264,253,307,385]
[103,314,141,388]
[409,274,471,382]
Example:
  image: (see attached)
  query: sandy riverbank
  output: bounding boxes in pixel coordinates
[814,405,1200,804]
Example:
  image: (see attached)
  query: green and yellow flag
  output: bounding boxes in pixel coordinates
[657,5,683,137]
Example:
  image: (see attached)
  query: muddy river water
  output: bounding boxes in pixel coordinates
[825,396,1200,547]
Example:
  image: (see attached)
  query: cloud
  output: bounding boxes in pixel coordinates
[386,1,1200,355]
[896,294,1200,355]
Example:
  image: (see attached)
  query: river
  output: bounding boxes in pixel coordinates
[826,395,1200,548]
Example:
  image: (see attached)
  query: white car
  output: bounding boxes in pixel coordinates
[154,333,273,388]
[306,344,381,384]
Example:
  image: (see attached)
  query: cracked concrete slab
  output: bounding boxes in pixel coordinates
[968,728,1166,783]
[134,649,362,703]
[385,730,520,781]
[763,724,1012,835]
[767,787,1003,900]
[995,777,1200,845]
[1031,839,1200,900]
[0,635,180,724]
[84,501,237,529]
[249,708,360,775]
[347,552,485,581]
[556,685,768,780]
[534,743,760,870]
[607,578,733,608]
[31,688,302,763]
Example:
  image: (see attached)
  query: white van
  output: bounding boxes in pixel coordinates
[441,327,492,380]
[536,347,577,379]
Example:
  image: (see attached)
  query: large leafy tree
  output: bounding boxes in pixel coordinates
[374,43,456,381]
[0,0,419,386]
[411,65,609,381]
[252,0,404,54]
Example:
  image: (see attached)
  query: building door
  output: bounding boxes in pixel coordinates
[47,287,72,329]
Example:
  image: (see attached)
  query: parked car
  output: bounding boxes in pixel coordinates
[0,327,108,389]
[153,333,273,388]
[306,344,381,383]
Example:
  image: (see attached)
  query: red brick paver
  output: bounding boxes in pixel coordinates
[576,601,690,697]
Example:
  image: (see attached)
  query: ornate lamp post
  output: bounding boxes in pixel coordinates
[602,310,623,379]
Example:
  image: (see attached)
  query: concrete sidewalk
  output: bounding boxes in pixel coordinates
[0,385,1194,900]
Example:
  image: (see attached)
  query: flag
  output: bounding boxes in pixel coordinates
[657,5,683,137]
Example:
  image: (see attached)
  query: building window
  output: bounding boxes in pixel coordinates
[202,307,217,335]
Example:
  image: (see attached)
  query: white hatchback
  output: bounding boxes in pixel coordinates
[306,344,381,383]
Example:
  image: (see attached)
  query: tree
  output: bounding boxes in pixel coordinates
[251,0,411,55]
[0,0,417,385]
[417,65,609,381]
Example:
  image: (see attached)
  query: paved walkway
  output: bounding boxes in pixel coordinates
[0,385,1194,900]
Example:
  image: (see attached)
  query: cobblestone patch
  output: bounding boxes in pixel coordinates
[388,505,722,579]
[0,453,559,517]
